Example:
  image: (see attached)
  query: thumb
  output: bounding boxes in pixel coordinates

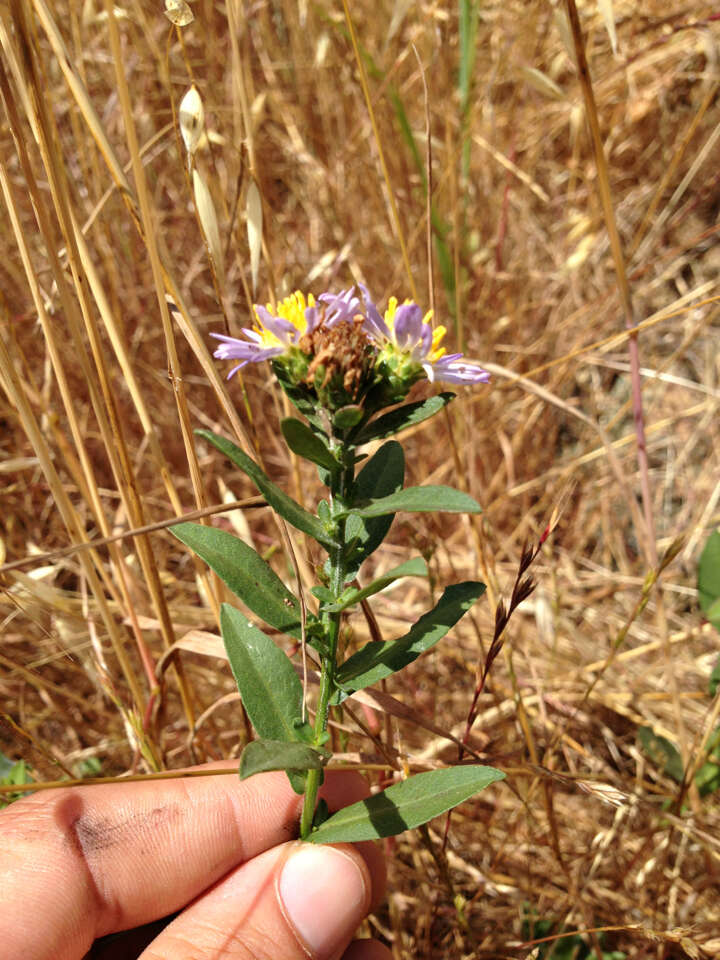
[139,841,378,960]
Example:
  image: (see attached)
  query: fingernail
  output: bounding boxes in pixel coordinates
[279,844,368,958]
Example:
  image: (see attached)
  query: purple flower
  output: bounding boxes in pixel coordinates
[211,291,319,378]
[358,285,490,386]
[318,287,362,326]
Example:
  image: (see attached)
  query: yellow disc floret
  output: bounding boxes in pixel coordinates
[252,291,316,348]
[383,297,399,332]
[275,291,315,332]
[429,324,447,362]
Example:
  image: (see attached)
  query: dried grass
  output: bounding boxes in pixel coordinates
[1,1,720,956]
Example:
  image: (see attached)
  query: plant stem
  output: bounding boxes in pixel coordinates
[299,458,350,839]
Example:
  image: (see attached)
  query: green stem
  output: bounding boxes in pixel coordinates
[299,456,351,839]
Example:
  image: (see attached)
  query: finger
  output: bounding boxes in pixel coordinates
[0,766,381,960]
[139,841,380,960]
[88,837,384,960]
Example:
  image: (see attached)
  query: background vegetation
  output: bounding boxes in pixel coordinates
[1,1,719,955]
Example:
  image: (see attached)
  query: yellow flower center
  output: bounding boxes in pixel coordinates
[384,296,399,331]
[253,291,315,348]
[429,324,447,362]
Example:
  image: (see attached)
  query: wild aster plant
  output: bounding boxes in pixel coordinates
[173,287,503,843]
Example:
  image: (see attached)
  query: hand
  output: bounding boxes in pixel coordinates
[0,764,391,960]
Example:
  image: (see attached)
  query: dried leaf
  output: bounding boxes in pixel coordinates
[520,66,564,102]
[597,0,618,56]
[164,0,194,26]
[250,92,268,127]
[566,232,596,270]
[246,179,262,296]
[577,779,629,808]
[679,937,700,959]
[552,9,575,64]
[315,33,330,67]
[193,169,224,283]
[179,85,204,158]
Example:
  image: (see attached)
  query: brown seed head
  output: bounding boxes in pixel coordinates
[300,316,374,397]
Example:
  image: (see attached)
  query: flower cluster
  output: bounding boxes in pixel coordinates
[212,286,489,411]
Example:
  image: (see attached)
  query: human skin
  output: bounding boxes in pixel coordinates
[0,764,392,960]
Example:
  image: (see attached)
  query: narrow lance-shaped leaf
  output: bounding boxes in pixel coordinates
[336,581,485,694]
[220,604,307,743]
[197,429,335,548]
[354,393,455,444]
[345,441,405,572]
[280,418,337,471]
[325,557,428,613]
[310,765,505,844]
[239,740,329,781]
[221,604,311,793]
[171,522,309,639]
[348,485,481,520]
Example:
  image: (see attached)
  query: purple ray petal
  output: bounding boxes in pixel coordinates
[358,283,390,341]
[392,303,424,351]
[319,287,361,326]
[430,357,491,384]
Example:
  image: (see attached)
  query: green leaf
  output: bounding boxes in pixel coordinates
[333,405,365,430]
[311,585,335,603]
[2,758,31,787]
[349,485,481,519]
[0,751,16,780]
[309,765,504,843]
[326,557,428,612]
[710,660,720,698]
[695,725,720,795]
[355,393,455,444]
[280,419,337,470]
[695,758,720,796]
[637,726,684,782]
[521,910,626,960]
[698,530,720,631]
[312,798,331,830]
[170,523,307,639]
[336,581,485,693]
[239,739,329,780]
[0,754,33,808]
[77,757,102,778]
[197,429,334,548]
[706,597,720,625]
[346,441,405,571]
[272,373,325,431]
[220,604,306,743]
